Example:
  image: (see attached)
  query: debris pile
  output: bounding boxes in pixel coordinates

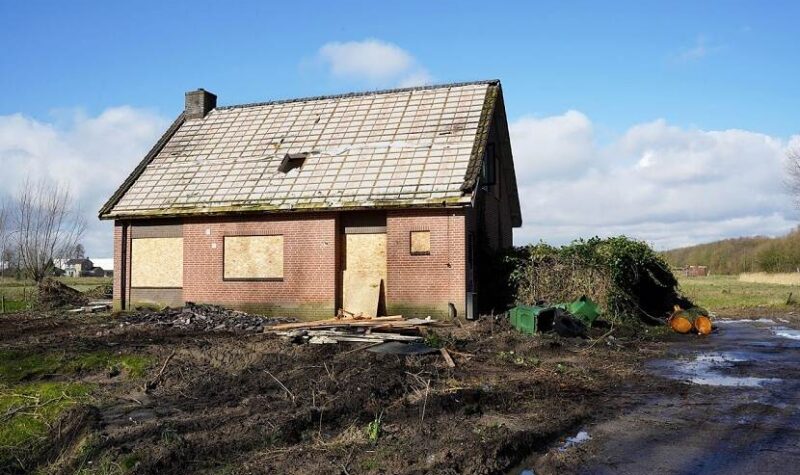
[121,303,295,333]
[35,278,89,309]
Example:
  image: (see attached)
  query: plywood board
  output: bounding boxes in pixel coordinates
[224,235,283,279]
[131,237,183,288]
[343,233,386,317]
[410,230,431,255]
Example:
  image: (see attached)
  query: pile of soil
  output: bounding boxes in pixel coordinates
[120,303,296,333]
[83,283,113,300]
[35,278,89,309]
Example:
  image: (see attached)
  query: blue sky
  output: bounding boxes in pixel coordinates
[3,1,798,135]
[1,1,799,258]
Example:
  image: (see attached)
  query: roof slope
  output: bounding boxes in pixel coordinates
[100,80,502,219]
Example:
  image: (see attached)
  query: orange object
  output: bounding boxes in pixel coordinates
[694,316,713,335]
[669,315,693,334]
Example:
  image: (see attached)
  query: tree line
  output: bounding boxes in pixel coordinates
[0,178,85,282]
[662,228,800,274]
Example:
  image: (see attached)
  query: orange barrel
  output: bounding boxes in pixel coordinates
[669,315,693,334]
[694,315,713,335]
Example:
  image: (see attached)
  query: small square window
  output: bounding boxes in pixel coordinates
[410,231,431,255]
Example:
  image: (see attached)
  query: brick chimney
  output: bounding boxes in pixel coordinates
[184,88,217,119]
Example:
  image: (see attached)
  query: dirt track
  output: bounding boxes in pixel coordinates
[522,318,800,474]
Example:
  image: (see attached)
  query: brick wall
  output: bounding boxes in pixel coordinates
[386,209,467,319]
[114,209,468,320]
[182,214,337,319]
[112,221,124,310]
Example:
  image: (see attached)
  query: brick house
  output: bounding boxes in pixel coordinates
[99,80,521,319]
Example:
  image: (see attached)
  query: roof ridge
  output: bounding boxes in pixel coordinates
[216,79,500,111]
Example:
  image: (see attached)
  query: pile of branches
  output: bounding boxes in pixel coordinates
[35,278,89,310]
[508,236,692,324]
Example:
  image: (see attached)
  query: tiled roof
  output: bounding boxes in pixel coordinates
[101,80,500,218]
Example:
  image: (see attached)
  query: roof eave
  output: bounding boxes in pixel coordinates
[99,196,473,221]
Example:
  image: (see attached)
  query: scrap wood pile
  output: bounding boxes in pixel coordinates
[121,302,295,333]
[269,309,450,346]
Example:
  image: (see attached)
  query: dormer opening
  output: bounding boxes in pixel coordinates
[278,152,308,173]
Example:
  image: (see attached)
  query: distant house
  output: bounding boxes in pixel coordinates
[62,257,113,278]
[64,258,94,277]
[685,266,709,277]
[99,80,522,319]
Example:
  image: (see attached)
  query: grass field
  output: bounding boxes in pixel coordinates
[738,272,800,286]
[678,274,800,316]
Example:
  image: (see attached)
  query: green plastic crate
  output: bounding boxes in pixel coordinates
[509,305,545,335]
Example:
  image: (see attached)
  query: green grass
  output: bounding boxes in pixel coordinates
[1,299,30,312]
[0,349,153,383]
[678,275,800,313]
[0,348,151,470]
[0,381,93,467]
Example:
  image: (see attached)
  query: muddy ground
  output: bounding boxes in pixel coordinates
[0,311,678,475]
[523,317,800,475]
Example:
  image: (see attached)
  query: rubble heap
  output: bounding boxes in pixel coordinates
[121,303,296,333]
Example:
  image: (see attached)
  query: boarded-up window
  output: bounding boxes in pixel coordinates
[410,231,431,255]
[224,235,283,280]
[131,238,183,288]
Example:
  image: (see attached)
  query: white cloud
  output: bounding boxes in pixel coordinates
[510,113,799,250]
[510,110,595,180]
[0,108,168,257]
[316,39,432,87]
[673,35,723,63]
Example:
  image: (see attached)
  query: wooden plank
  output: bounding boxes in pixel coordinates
[309,336,339,344]
[439,348,456,368]
[306,330,422,341]
[270,315,403,330]
[277,330,422,343]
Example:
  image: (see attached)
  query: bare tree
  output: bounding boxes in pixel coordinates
[786,147,800,209]
[0,199,7,272]
[72,243,86,260]
[11,178,86,282]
